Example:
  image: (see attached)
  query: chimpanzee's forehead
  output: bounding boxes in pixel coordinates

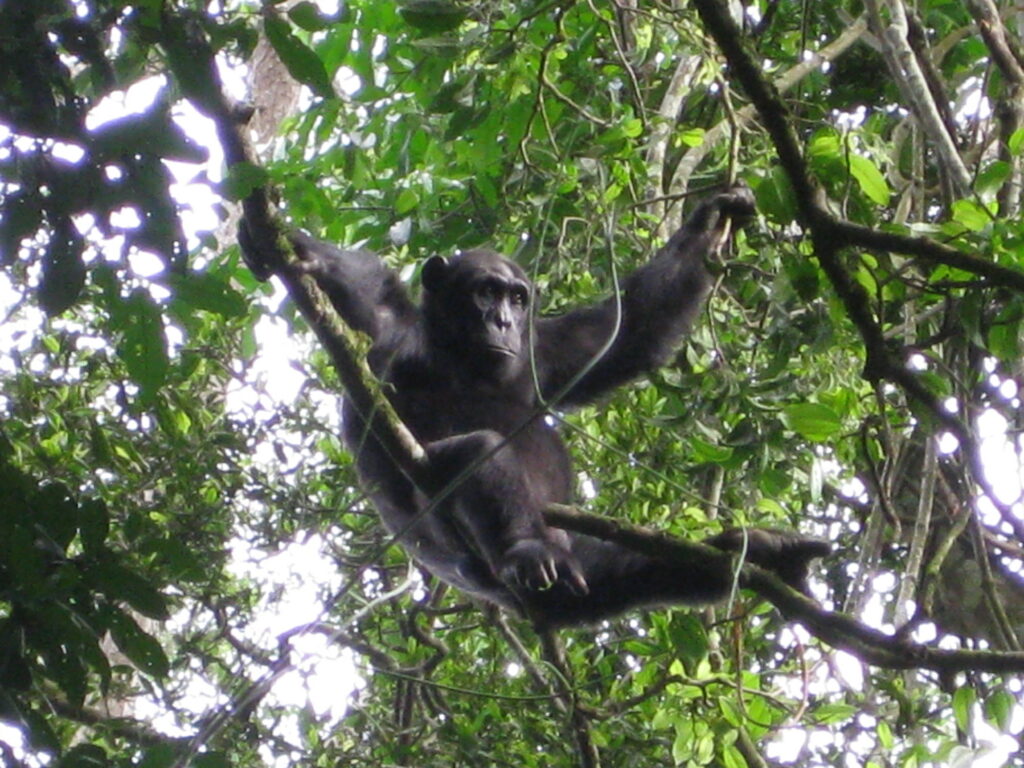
[452,249,528,283]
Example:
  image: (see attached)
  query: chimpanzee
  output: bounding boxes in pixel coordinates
[241,186,828,629]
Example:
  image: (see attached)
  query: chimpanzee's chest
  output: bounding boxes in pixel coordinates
[389,364,574,504]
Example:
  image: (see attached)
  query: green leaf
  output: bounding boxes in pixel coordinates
[222,162,269,202]
[117,291,169,398]
[755,498,786,516]
[953,686,975,732]
[108,609,170,678]
[264,15,334,99]
[690,437,733,463]
[1009,127,1024,155]
[718,698,742,727]
[877,718,893,749]
[813,702,857,724]
[669,615,708,669]
[137,743,177,768]
[677,128,705,147]
[169,271,248,319]
[808,131,841,158]
[35,482,79,550]
[985,689,1013,731]
[91,559,169,620]
[951,199,991,231]
[288,1,333,31]
[161,17,222,115]
[192,754,231,768]
[55,744,110,768]
[39,220,86,315]
[429,77,472,113]
[988,318,1021,362]
[754,167,797,223]
[621,118,643,138]
[975,161,1011,197]
[848,154,890,205]
[721,743,748,768]
[781,403,842,442]
[399,1,467,32]
[78,499,110,554]
[0,619,32,691]
[395,188,420,215]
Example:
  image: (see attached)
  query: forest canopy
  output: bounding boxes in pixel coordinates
[1,0,1024,766]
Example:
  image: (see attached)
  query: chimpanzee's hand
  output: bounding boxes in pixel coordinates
[686,184,756,235]
[500,537,589,596]
[287,231,349,282]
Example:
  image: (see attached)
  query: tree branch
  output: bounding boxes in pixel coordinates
[160,13,427,483]
[863,0,972,196]
[688,0,1024,543]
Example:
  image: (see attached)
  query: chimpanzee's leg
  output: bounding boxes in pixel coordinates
[524,530,829,629]
[524,536,731,629]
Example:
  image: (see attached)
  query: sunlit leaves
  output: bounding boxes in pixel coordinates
[950,199,993,231]
[847,154,889,205]
[808,130,890,206]
[953,686,975,732]
[1009,127,1024,156]
[116,291,170,398]
[398,0,468,33]
[985,689,1015,732]
[395,188,421,215]
[781,403,843,442]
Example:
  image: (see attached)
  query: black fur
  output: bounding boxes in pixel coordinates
[243,187,828,629]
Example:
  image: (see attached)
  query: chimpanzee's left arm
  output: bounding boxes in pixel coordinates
[535,186,754,407]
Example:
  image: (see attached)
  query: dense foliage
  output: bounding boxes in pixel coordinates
[1,0,1023,766]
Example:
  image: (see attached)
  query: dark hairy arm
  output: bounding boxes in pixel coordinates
[238,223,416,341]
[535,187,754,407]
[286,232,416,341]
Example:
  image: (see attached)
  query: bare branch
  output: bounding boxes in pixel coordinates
[863,0,972,196]
[966,0,1024,215]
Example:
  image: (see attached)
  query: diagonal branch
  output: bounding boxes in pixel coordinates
[863,0,972,196]
[689,0,1024,543]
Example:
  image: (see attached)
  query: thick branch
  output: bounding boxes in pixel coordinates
[966,0,1024,216]
[863,0,972,195]
[49,698,185,750]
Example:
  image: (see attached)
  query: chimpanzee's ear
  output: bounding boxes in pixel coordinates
[421,255,449,291]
